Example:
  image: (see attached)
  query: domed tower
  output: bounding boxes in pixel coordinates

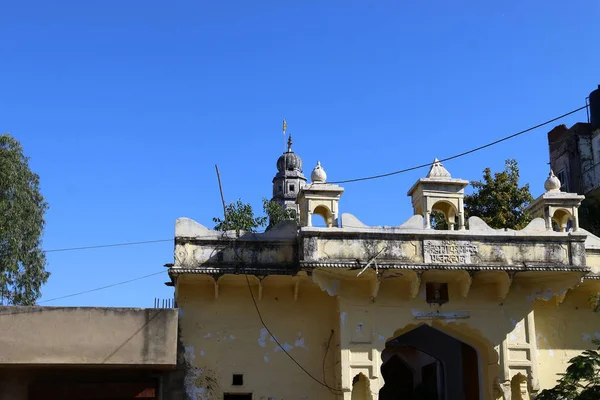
[272,135,307,211]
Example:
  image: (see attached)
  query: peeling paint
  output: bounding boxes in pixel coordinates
[258,328,268,347]
[203,333,212,339]
[200,350,205,357]
[274,342,294,352]
[184,346,196,363]
[340,312,347,326]
[294,337,308,349]
[582,333,591,342]
[264,354,269,362]
[229,334,235,340]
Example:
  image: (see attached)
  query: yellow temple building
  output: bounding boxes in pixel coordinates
[169,141,600,400]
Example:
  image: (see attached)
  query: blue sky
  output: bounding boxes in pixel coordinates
[1,0,598,307]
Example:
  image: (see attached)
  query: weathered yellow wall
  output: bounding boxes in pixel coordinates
[333,278,531,399]
[534,287,600,390]
[178,272,600,399]
[177,276,338,400]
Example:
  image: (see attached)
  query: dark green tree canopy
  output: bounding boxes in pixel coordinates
[433,159,533,230]
[466,159,533,230]
[0,134,49,305]
[213,199,267,237]
[213,198,298,236]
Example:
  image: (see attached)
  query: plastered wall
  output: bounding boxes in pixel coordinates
[175,272,600,400]
[534,288,600,389]
[177,277,338,400]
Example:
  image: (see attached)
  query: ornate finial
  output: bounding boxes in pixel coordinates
[311,161,327,183]
[287,134,293,152]
[544,169,561,192]
[426,158,451,178]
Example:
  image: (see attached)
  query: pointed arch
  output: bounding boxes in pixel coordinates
[351,373,373,400]
[382,321,500,400]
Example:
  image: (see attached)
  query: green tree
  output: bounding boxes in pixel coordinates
[0,134,50,305]
[213,198,299,236]
[213,199,267,237]
[431,159,533,230]
[537,339,600,400]
[261,198,298,231]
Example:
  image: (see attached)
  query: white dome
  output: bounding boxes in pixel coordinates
[311,161,327,183]
[544,170,561,192]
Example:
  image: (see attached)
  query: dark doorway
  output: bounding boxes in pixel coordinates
[379,325,479,400]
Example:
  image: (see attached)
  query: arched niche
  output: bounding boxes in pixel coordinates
[351,373,374,400]
[551,208,574,232]
[431,200,459,230]
[312,205,333,228]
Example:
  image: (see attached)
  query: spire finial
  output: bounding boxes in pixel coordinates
[287,134,293,152]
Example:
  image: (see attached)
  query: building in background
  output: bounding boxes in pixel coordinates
[169,149,600,400]
[547,85,600,197]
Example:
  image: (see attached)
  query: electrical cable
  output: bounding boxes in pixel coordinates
[44,239,172,253]
[244,275,343,394]
[42,105,588,254]
[323,329,339,396]
[330,104,588,184]
[39,270,165,304]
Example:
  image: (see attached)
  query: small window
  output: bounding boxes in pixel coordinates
[224,394,252,400]
[557,169,569,192]
[426,282,449,305]
[278,185,282,193]
[289,184,295,192]
[232,374,243,386]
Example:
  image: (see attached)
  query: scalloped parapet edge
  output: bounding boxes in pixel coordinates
[399,214,424,229]
[340,213,368,228]
[520,218,547,233]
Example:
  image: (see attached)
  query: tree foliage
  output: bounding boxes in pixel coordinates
[213,198,298,236]
[466,159,533,229]
[537,340,600,400]
[0,134,49,305]
[431,159,533,230]
[213,199,267,237]
[261,198,297,230]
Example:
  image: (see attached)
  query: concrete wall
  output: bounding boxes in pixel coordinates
[0,307,178,367]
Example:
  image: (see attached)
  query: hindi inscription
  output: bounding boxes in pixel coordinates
[423,240,478,264]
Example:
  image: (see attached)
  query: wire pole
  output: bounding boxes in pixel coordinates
[215,164,228,228]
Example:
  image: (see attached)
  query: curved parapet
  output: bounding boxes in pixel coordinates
[175,218,222,239]
[467,216,495,232]
[340,213,368,228]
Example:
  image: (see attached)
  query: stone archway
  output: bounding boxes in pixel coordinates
[379,325,480,400]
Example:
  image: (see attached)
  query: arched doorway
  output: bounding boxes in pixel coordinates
[379,325,480,400]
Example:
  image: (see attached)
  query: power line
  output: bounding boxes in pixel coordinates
[330,104,588,184]
[42,105,587,254]
[44,239,172,253]
[39,270,165,304]
[244,275,343,394]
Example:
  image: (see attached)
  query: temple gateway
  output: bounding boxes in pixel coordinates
[170,141,600,400]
